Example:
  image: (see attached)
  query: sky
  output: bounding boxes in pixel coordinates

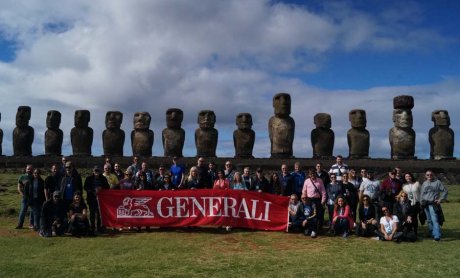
[0,0,459,159]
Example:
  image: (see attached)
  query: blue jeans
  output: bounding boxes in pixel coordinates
[425,205,441,239]
[18,197,33,227]
[31,199,43,231]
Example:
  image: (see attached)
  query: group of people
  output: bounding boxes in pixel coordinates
[15,155,448,242]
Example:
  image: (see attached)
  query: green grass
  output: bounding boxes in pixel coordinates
[1,172,459,277]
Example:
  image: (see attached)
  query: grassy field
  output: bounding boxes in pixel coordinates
[0,171,459,277]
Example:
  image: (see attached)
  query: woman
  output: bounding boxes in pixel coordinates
[331,196,354,238]
[135,171,152,190]
[375,205,403,242]
[348,169,362,190]
[393,192,417,241]
[342,173,358,221]
[213,170,230,190]
[185,166,202,189]
[356,194,378,237]
[231,172,247,190]
[68,191,90,236]
[29,169,46,232]
[270,173,282,195]
[251,168,270,193]
[402,172,421,231]
[326,174,343,226]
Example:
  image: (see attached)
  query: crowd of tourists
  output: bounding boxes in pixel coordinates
[15,155,448,241]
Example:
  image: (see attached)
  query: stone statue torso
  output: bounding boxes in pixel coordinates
[389,127,415,159]
[71,127,93,155]
[195,128,218,157]
[429,127,454,159]
[311,128,334,158]
[269,116,294,157]
[233,129,255,158]
[45,129,63,155]
[131,129,153,156]
[347,128,370,158]
[13,126,34,156]
[103,129,125,156]
[162,128,185,157]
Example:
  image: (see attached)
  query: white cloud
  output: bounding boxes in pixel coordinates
[0,0,458,159]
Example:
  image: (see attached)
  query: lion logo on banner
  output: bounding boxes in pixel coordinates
[117,197,154,218]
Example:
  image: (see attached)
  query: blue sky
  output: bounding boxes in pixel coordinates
[0,0,459,159]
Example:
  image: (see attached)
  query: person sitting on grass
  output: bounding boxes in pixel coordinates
[288,194,301,231]
[375,205,403,243]
[68,191,90,237]
[356,194,378,237]
[293,195,317,238]
[40,191,67,237]
[331,196,354,238]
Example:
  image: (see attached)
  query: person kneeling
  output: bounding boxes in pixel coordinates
[68,191,90,237]
[40,191,68,237]
[293,195,317,238]
[331,196,354,238]
[375,206,403,242]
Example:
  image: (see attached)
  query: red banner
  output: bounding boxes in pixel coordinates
[98,189,289,231]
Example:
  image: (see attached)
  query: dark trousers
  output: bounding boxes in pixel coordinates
[88,199,102,233]
[311,198,324,230]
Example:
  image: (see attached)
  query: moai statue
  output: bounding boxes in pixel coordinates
[347,109,370,159]
[268,93,295,158]
[389,95,416,159]
[429,110,455,160]
[195,110,218,157]
[71,110,93,156]
[0,113,3,156]
[131,112,154,157]
[103,111,125,156]
[311,113,334,158]
[233,113,255,158]
[13,106,34,156]
[162,108,185,157]
[45,110,63,156]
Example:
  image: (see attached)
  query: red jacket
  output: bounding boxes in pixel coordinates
[332,204,354,230]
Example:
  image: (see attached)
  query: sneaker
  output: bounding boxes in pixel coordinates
[15,225,23,229]
[342,232,349,239]
[225,226,232,232]
[28,225,34,229]
[311,231,317,238]
[372,236,380,240]
[434,238,440,242]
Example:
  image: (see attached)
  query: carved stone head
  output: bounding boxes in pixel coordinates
[349,109,366,128]
[314,113,331,128]
[393,109,413,128]
[273,93,291,117]
[198,110,216,129]
[432,110,450,127]
[236,113,253,130]
[46,110,61,129]
[133,112,151,130]
[166,108,183,129]
[16,106,31,128]
[105,111,123,129]
[74,110,90,128]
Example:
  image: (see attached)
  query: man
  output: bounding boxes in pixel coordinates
[315,162,330,186]
[16,164,34,229]
[84,165,110,234]
[394,166,404,184]
[154,165,167,189]
[196,157,211,188]
[294,195,318,238]
[103,163,119,189]
[113,163,124,181]
[242,167,254,191]
[130,156,140,176]
[291,162,306,198]
[251,168,270,192]
[208,161,218,186]
[421,170,448,241]
[224,160,236,182]
[59,161,83,207]
[329,155,349,184]
[359,171,380,207]
[57,156,68,180]
[380,170,403,212]
[280,164,295,196]
[39,191,67,237]
[135,161,154,185]
[44,164,60,201]
[302,169,326,231]
[170,156,186,188]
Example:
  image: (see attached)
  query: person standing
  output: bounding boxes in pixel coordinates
[421,170,448,241]
[28,169,46,232]
[291,162,306,198]
[44,164,60,201]
[84,166,109,234]
[170,156,186,188]
[280,164,295,196]
[16,164,34,229]
[302,169,326,232]
[380,170,403,212]
[103,163,119,189]
[59,161,83,208]
[329,155,349,184]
